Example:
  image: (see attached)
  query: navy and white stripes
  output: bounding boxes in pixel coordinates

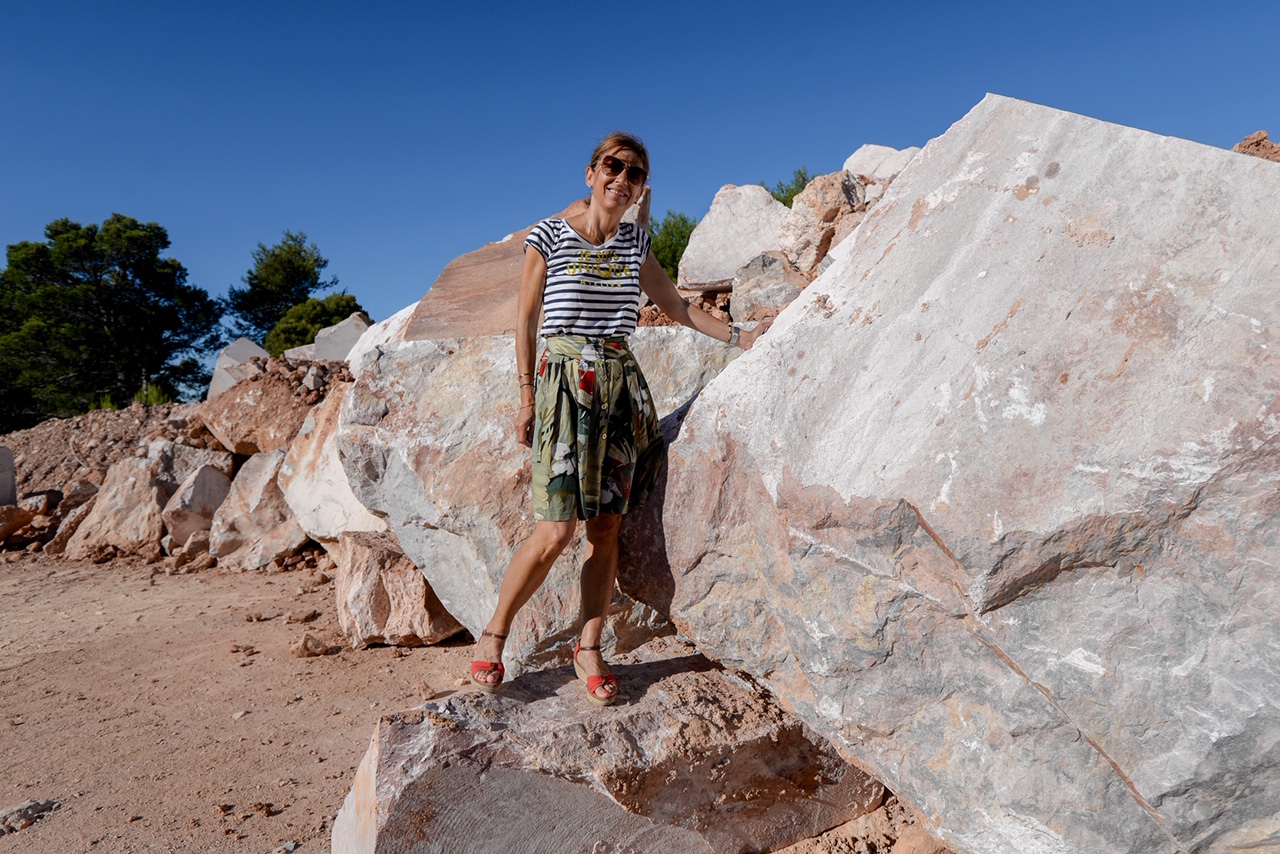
[525,218,651,338]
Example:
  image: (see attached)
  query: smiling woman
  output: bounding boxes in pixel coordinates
[465,131,771,707]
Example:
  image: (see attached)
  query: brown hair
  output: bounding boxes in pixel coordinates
[588,131,650,174]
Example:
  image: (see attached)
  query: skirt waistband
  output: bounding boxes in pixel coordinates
[543,334,631,362]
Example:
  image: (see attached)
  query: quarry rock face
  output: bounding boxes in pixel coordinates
[333,531,462,648]
[650,95,1280,853]
[679,185,789,291]
[330,638,885,854]
[338,327,738,676]
[209,450,309,572]
[279,382,386,543]
[63,457,167,559]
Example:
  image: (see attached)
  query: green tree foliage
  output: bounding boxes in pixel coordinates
[263,293,366,357]
[763,167,813,208]
[0,214,223,432]
[224,231,337,342]
[649,210,697,282]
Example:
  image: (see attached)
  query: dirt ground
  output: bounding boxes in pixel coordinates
[0,550,938,854]
[0,551,471,853]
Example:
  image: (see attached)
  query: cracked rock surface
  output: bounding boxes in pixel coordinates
[332,637,885,853]
[639,94,1280,853]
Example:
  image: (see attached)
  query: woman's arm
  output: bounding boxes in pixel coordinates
[514,249,548,446]
[638,253,769,349]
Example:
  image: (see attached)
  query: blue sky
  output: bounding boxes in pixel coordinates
[3,2,1276,325]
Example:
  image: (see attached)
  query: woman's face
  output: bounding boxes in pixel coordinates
[586,147,647,212]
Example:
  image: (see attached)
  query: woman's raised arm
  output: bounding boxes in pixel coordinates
[638,253,769,350]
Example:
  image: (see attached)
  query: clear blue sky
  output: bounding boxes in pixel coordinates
[3,1,1276,325]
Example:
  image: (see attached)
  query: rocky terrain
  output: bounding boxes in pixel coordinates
[4,99,1278,854]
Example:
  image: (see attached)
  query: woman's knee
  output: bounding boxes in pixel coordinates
[584,513,621,543]
[531,520,577,555]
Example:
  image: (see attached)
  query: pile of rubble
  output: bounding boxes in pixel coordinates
[0,311,457,650]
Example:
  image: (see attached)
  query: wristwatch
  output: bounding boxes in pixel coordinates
[727,324,741,347]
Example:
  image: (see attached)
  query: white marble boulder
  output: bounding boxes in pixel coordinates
[843,143,921,205]
[280,382,386,544]
[161,464,232,549]
[331,638,885,854]
[641,94,1280,853]
[678,185,789,291]
[346,303,415,378]
[337,327,738,676]
[333,531,462,648]
[63,457,168,559]
[209,450,309,571]
[731,251,810,323]
[314,312,373,361]
[146,439,234,491]
[207,337,268,401]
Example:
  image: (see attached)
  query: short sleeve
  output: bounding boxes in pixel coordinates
[634,223,651,265]
[525,219,557,261]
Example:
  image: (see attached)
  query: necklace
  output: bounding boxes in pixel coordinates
[573,215,615,246]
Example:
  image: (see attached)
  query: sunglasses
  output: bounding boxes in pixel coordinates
[597,155,648,186]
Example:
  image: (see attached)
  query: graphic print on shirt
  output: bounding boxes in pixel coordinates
[525,219,652,337]
[566,249,633,286]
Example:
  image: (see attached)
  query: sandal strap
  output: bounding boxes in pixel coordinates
[576,643,601,651]
[586,673,618,691]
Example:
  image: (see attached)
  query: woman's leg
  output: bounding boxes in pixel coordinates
[472,519,576,685]
[577,513,621,701]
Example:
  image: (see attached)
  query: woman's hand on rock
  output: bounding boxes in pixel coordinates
[740,319,773,350]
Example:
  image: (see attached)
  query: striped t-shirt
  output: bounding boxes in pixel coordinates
[525,218,651,337]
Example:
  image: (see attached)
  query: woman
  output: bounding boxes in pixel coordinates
[470,132,768,706]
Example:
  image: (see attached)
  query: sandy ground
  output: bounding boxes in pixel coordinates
[0,552,471,853]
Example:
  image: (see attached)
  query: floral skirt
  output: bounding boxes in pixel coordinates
[532,335,665,521]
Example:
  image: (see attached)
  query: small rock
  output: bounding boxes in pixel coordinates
[290,633,340,658]
[286,609,321,624]
[232,710,248,720]
[0,799,61,834]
